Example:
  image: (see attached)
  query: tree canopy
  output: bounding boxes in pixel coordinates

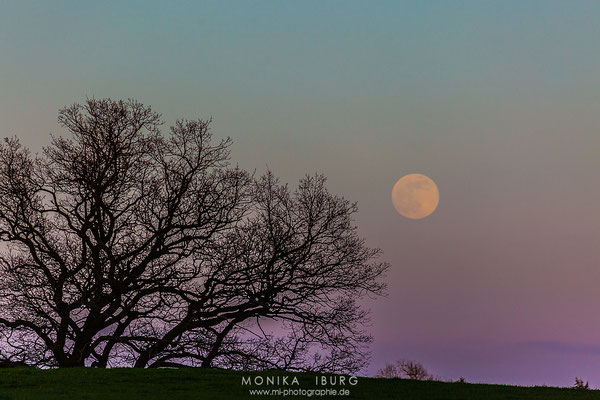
[0,98,387,372]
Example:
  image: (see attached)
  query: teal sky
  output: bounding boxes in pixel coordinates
[2,1,600,386]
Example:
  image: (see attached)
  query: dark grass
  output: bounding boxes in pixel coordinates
[0,367,599,399]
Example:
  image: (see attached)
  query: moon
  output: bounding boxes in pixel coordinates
[392,174,439,219]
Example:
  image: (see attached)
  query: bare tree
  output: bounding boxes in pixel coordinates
[127,172,386,372]
[0,98,387,372]
[376,359,431,380]
[398,359,430,380]
[376,362,399,378]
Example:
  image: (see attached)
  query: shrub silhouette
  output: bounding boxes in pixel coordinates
[376,359,431,380]
[375,363,400,378]
[573,377,589,390]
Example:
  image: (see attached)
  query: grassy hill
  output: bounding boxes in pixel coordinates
[0,367,599,399]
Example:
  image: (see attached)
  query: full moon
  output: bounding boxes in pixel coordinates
[392,174,439,219]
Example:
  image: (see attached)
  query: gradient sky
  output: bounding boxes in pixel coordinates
[2,1,600,386]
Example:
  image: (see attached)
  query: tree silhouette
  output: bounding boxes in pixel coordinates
[376,359,431,380]
[0,99,387,372]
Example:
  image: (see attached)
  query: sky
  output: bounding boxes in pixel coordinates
[1,0,600,387]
